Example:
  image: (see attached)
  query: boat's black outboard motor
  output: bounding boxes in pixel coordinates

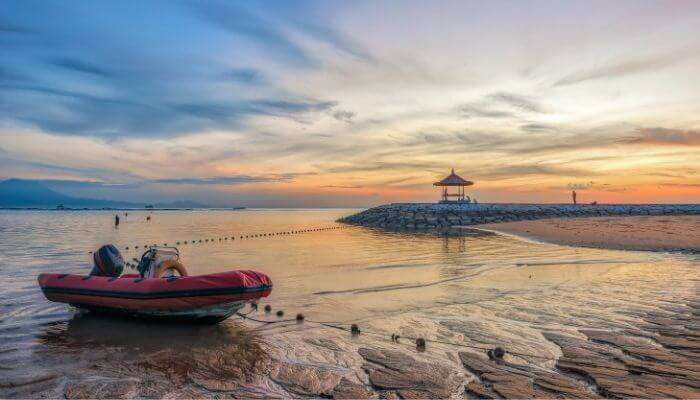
[90,244,125,277]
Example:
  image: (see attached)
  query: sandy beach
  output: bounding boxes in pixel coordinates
[476,215,700,252]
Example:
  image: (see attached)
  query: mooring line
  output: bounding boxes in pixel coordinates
[234,307,700,378]
[234,309,554,362]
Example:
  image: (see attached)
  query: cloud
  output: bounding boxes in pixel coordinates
[291,20,375,62]
[325,160,446,174]
[39,179,139,190]
[475,164,594,179]
[2,77,338,136]
[460,104,513,119]
[622,127,700,146]
[520,123,554,132]
[567,181,595,190]
[150,174,297,186]
[553,51,692,87]
[52,57,113,78]
[332,109,356,123]
[0,65,30,82]
[220,68,264,84]
[0,1,346,138]
[0,154,135,181]
[169,102,242,123]
[554,182,631,192]
[487,92,545,113]
[415,129,600,156]
[194,2,313,67]
[0,20,30,34]
[320,185,362,189]
[0,83,183,136]
[659,182,700,188]
[29,174,301,190]
[0,83,131,104]
[460,92,546,120]
[253,99,337,114]
[171,99,337,123]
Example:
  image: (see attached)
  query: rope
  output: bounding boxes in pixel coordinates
[117,225,345,252]
[234,310,700,376]
[234,310,551,360]
[236,312,298,325]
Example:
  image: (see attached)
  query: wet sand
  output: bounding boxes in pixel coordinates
[25,277,698,399]
[477,215,700,252]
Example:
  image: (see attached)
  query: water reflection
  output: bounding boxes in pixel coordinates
[31,312,268,398]
[36,312,258,352]
[442,235,467,253]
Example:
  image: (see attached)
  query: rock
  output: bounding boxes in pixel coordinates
[188,372,241,392]
[136,378,173,398]
[332,378,377,399]
[358,348,460,398]
[458,351,595,399]
[270,362,343,397]
[160,387,207,399]
[0,373,60,398]
[464,380,498,399]
[64,378,138,399]
[0,373,59,391]
[544,330,700,399]
[304,337,344,352]
[337,203,700,230]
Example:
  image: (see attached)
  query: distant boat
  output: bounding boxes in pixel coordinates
[145,204,154,209]
[56,204,66,210]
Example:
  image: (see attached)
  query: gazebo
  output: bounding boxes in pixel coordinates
[433,169,474,203]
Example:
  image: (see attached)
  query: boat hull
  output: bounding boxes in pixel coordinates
[69,300,247,323]
[38,270,272,323]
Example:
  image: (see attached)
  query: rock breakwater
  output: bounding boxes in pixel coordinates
[338,203,700,230]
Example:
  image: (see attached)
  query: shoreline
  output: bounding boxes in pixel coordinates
[474,215,700,253]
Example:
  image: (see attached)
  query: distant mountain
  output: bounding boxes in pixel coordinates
[0,179,137,208]
[0,179,214,209]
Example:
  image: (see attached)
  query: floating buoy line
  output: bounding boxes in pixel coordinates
[89,225,348,268]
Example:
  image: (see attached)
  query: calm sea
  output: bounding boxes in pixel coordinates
[0,209,697,397]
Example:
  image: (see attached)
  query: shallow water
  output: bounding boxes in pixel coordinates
[0,209,698,397]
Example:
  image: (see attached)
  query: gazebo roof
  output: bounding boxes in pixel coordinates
[433,169,474,186]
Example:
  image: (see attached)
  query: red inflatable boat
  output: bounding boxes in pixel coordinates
[38,270,272,323]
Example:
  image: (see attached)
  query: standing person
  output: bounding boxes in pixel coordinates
[572,190,577,205]
[115,214,120,227]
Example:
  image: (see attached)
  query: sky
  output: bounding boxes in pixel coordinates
[1,0,699,207]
